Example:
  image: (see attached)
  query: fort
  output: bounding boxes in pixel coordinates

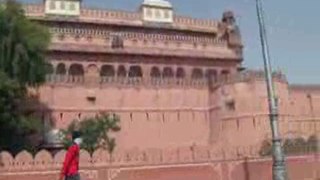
[1,0,320,179]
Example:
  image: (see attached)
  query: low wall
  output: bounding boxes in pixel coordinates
[1,146,319,180]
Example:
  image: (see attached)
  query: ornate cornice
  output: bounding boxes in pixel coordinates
[48,43,240,60]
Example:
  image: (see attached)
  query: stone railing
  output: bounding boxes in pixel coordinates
[173,16,218,30]
[46,75,85,84]
[45,70,288,88]
[80,8,141,22]
[46,75,209,89]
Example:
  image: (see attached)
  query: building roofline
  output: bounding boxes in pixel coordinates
[23,3,220,34]
[289,84,320,91]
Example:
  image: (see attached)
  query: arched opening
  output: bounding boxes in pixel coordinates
[191,68,204,79]
[163,67,174,78]
[46,63,54,74]
[129,66,143,77]
[176,67,185,78]
[56,63,66,75]
[69,64,84,76]
[206,69,218,82]
[150,67,161,78]
[221,69,230,81]
[117,65,127,77]
[100,65,115,77]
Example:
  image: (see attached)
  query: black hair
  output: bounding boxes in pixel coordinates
[72,131,81,140]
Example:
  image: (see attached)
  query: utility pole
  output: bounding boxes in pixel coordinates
[255,0,288,179]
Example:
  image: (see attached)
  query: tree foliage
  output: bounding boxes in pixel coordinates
[60,114,121,155]
[0,0,50,154]
[0,0,50,86]
[259,135,319,157]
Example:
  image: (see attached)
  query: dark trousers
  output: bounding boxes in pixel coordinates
[65,174,80,180]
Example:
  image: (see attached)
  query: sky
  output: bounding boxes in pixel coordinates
[20,0,320,84]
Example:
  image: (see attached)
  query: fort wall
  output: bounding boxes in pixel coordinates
[1,148,319,180]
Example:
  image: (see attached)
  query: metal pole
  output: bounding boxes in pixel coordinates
[255,0,288,179]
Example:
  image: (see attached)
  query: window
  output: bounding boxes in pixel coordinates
[191,68,204,79]
[49,1,56,10]
[155,9,161,18]
[69,64,84,76]
[176,67,185,78]
[56,63,66,75]
[60,1,65,10]
[100,65,115,77]
[111,35,124,49]
[69,3,75,11]
[146,9,152,18]
[150,67,161,78]
[129,66,143,77]
[164,10,170,19]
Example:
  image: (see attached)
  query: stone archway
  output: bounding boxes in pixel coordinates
[191,68,204,79]
[56,63,66,75]
[176,67,186,79]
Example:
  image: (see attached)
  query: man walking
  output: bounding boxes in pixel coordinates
[59,131,82,180]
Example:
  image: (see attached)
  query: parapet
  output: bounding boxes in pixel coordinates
[23,3,220,34]
[0,145,262,171]
[215,70,288,85]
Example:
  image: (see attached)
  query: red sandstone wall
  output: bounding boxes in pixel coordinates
[37,85,211,150]
[33,72,320,151]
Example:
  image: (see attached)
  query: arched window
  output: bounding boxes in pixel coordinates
[176,67,185,78]
[100,65,115,77]
[56,63,66,75]
[129,66,143,77]
[163,67,174,78]
[150,67,161,78]
[46,63,54,74]
[117,65,127,77]
[191,68,204,79]
[69,64,84,76]
[221,69,230,80]
[49,1,56,10]
[206,69,218,82]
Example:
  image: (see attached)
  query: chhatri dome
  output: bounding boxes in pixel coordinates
[142,0,172,8]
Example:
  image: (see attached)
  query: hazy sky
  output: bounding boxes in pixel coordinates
[20,0,320,84]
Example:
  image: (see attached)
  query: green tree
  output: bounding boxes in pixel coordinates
[0,0,50,154]
[0,0,50,86]
[61,114,121,155]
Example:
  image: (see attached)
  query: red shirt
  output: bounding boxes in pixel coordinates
[60,144,80,178]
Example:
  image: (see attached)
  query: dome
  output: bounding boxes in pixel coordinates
[142,0,172,8]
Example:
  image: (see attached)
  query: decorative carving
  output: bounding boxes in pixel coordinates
[111,35,124,49]
[108,168,121,180]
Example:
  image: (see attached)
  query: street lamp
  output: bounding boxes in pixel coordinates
[255,0,288,179]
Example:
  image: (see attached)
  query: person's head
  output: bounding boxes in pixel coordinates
[72,131,82,145]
